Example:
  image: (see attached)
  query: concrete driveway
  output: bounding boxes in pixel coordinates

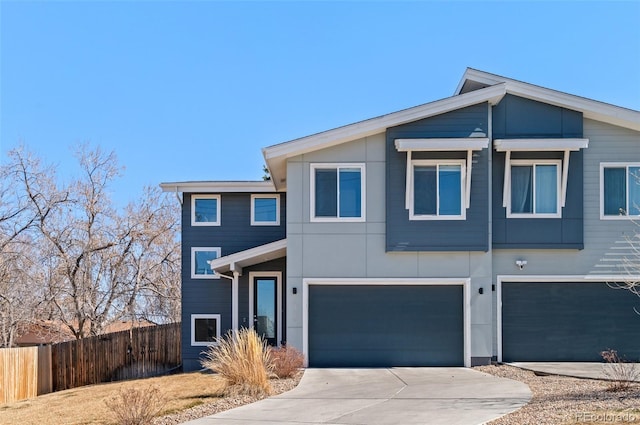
[183,368,531,425]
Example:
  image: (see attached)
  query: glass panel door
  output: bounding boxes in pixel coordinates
[254,277,277,346]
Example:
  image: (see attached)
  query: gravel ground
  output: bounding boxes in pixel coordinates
[153,372,303,425]
[476,364,640,425]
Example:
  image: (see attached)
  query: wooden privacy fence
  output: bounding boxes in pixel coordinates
[0,323,181,403]
[51,322,181,391]
[0,346,51,404]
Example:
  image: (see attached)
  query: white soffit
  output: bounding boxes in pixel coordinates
[395,138,489,152]
[457,68,640,132]
[494,138,589,152]
[263,83,507,190]
[208,239,287,275]
[160,180,278,193]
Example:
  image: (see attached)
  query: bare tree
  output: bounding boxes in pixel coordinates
[4,144,181,342]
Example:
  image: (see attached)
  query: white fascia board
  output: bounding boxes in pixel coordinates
[208,239,287,274]
[160,180,277,193]
[395,138,489,152]
[263,84,505,162]
[494,138,589,152]
[456,69,640,131]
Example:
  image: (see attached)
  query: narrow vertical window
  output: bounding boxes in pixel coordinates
[601,164,640,218]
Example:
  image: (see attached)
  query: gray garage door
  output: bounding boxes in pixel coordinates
[502,282,640,362]
[308,284,464,367]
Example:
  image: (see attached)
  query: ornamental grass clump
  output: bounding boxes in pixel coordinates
[201,328,272,396]
[104,385,166,425]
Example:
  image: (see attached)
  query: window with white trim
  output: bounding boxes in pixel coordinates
[191,314,221,346]
[310,164,365,221]
[191,247,221,279]
[409,159,465,220]
[251,194,280,226]
[601,163,640,219]
[191,195,221,226]
[507,160,561,218]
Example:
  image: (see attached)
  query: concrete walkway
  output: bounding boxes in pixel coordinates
[182,368,531,425]
[509,362,640,381]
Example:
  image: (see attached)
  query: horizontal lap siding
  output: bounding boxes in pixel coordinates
[386,103,489,252]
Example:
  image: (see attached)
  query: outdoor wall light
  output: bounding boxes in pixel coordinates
[479,287,484,295]
[292,287,297,294]
[515,259,527,270]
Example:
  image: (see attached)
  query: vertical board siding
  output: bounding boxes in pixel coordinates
[0,347,38,403]
[50,323,180,391]
[386,103,489,251]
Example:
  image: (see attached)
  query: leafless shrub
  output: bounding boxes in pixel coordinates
[105,385,166,425]
[270,344,304,378]
[601,349,640,391]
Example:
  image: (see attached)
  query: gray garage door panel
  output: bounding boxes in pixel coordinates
[309,285,463,367]
[503,282,640,362]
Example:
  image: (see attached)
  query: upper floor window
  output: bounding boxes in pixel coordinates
[601,163,640,219]
[507,160,561,218]
[310,164,365,222]
[191,195,221,226]
[191,314,221,346]
[410,160,465,220]
[251,194,280,226]
[191,247,221,279]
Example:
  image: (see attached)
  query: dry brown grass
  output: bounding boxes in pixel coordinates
[200,328,272,397]
[0,372,226,425]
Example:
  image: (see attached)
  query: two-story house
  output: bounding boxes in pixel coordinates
[161,69,640,372]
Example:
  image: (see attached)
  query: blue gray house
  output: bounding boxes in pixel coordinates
[161,69,640,371]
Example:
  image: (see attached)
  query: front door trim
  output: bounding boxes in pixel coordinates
[249,271,283,346]
[302,278,471,368]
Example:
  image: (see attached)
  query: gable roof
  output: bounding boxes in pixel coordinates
[263,68,640,191]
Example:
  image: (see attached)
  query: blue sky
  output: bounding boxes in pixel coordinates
[1,1,639,207]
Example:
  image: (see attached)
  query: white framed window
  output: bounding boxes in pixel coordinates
[409,159,466,220]
[506,159,561,218]
[600,163,640,219]
[191,314,221,346]
[310,163,366,222]
[251,194,280,226]
[191,247,221,279]
[191,195,221,226]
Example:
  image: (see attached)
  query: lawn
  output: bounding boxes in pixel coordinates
[0,372,226,425]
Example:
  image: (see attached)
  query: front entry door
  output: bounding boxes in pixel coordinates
[253,277,277,346]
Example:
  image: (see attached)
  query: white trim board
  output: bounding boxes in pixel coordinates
[496,274,640,362]
[302,278,471,368]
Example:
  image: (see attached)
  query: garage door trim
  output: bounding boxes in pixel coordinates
[303,278,471,367]
[497,274,640,362]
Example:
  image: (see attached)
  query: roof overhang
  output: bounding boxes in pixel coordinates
[494,138,589,152]
[395,138,489,152]
[160,180,277,193]
[263,83,507,190]
[457,68,640,133]
[207,239,286,276]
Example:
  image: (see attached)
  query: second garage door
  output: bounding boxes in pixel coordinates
[502,282,640,362]
[308,284,464,367]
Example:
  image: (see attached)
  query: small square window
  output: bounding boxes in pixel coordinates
[191,314,221,346]
[251,194,280,225]
[507,160,561,218]
[410,160,465,220]
[191,247,221,279]
[191,195,221,226]
[310,164,365,222]
[601,163,640,219]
